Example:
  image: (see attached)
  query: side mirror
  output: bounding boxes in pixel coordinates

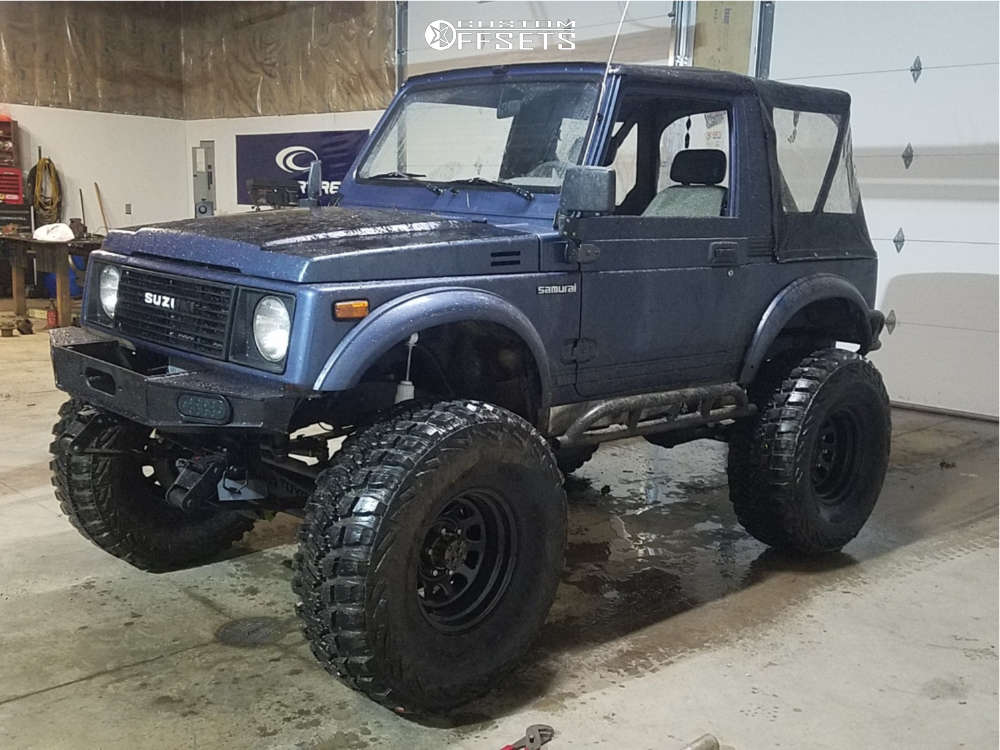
[298,160,323,207]
[558,166,615,217]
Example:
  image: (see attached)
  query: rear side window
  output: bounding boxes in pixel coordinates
[772,108,858,214]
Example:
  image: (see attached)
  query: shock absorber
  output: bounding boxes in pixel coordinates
[394,332,419,403]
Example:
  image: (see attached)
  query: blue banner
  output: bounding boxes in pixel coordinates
[235,129,369,204]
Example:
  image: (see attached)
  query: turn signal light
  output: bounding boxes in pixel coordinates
[334,299,370,320]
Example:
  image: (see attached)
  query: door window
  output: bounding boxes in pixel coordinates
[599,90,737,218]
[645,108,731,218]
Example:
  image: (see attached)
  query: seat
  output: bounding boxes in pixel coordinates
[642,149,728,218]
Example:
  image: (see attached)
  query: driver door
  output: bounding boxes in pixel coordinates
[573,92,757,398]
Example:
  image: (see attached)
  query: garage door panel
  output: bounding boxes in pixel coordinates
[872,323,998,417]
[873,241,1000,307]
[771,1,999,80]
[771,2,998,417]
[876,269,998,331]
[862,192,1000,246]
[786,66,1000,147]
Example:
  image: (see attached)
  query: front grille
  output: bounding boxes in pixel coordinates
[115,268,235,359]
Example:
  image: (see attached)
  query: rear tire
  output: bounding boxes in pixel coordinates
[50,400,254,572]
[728,349,891,554]
[293,400,567,712]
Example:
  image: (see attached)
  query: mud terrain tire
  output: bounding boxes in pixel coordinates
[50,400,254,572]
[728,349,891,554]
[294,400,566,712]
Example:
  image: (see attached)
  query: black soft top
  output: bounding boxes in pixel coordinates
[407,62,873,260]
[615,64,851,113]
[616,64,871,261]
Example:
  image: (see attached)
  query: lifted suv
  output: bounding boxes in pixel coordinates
[50,63,889,712]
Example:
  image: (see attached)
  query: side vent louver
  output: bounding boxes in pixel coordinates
[490,250,522,268]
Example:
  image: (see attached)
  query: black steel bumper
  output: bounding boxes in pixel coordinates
[50,327,300,432]
[867,309,886,352]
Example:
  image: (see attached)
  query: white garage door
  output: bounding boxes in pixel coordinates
[769,1,999,418]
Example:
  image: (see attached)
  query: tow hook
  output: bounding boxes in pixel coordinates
[165,455,227,512]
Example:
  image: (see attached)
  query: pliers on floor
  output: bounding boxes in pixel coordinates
[500,724,555,750]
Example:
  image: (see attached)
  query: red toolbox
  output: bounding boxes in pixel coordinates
[0,167,23,204]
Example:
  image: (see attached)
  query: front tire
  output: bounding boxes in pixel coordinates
[728,349,891,554]
[50,400,254,572]
[293,400,567,712]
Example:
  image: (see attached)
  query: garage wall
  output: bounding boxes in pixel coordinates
[0,103,189,229]
[0,2,184,118]
[183,110,383,215]
[0,104,383,228]
[769,1,999,417]
[0,0,391,227]
[180,1,394,118]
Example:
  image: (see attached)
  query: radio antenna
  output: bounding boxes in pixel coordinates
[585,1,630,165]
[603,0,631,86]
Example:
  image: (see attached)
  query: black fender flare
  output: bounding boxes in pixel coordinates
[739,273,878,385]
[312,286,552,413]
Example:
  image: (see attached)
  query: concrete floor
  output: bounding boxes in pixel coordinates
[1,330,997,750]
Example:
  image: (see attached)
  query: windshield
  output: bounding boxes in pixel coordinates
[357,79,600,191]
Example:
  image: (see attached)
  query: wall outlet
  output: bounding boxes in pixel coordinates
[124,203,132,215]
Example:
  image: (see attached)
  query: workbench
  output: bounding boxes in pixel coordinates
[0,234,103,326]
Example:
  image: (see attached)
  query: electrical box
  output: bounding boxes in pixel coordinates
[192,140,215,217]
[0,117,23,204]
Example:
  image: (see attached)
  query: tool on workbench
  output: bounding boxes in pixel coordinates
[25,155,62,225]
[94,182,110,231]
[500,724,554,750]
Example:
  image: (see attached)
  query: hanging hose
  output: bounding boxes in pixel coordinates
[24,157,62,225]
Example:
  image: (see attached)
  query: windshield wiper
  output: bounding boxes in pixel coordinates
[445,177,534,201]
[365,171,442,194]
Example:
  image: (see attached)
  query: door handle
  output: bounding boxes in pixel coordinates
[709,241,739,265]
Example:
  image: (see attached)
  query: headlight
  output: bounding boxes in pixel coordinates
[99,266,120,319]
[252,296,291,362]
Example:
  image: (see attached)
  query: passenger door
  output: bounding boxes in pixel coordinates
[573,94,755,398]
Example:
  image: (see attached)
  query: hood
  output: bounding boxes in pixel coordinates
[102,206,541,283]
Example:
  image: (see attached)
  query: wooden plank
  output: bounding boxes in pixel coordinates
[692,1,754,74]
[55,261,72,328]
[10,260,26,317]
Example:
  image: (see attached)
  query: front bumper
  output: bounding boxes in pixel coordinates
[50,327,300,432]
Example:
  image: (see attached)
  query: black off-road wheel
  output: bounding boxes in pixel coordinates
[293,400,567,712]
[728,348,891,554]
[50,400,254,572]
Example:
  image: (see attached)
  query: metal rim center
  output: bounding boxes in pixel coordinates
[810,407,862,505]
[417,489,517,634]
